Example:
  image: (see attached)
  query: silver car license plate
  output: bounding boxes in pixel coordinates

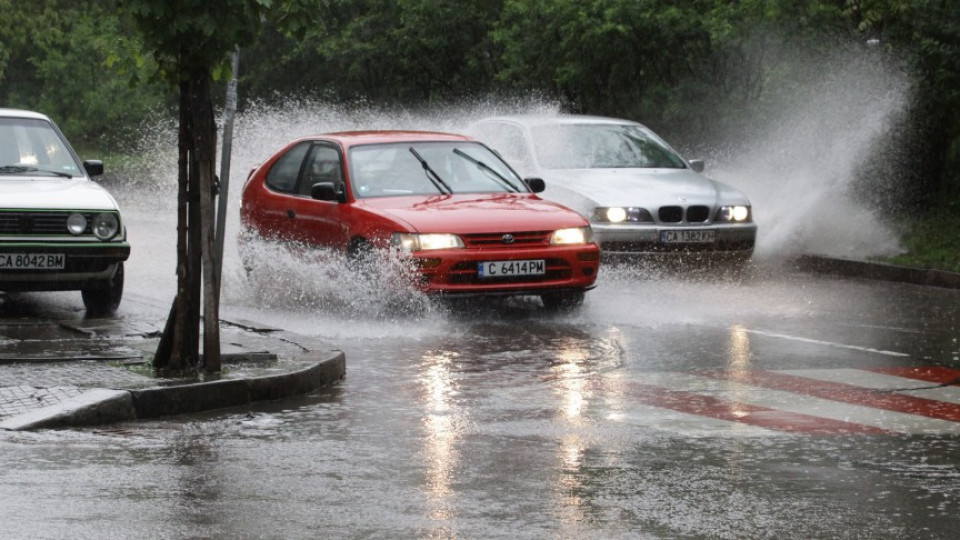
[0,253,66,270]
[478,259,545,278]
[659,230,716,244]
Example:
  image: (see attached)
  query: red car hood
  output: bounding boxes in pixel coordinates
[358,193,587,234]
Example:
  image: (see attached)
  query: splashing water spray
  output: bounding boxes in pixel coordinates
[707,47,910,261]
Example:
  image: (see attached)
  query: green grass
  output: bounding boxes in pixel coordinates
[882,210,960,273]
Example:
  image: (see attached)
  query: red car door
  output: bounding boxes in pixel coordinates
[280,142,348,250]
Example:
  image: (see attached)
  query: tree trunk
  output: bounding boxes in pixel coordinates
[154,78,196,374]
[153,60,221,374]
[187,66,222,373]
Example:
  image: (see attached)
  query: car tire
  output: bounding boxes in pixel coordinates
[540,290,585,311]
[82,262,124,314]
[347,239,378,276]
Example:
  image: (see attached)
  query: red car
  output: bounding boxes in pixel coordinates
[239,131,600,308]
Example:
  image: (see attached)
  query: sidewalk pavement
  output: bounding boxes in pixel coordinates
[0,301,345,431]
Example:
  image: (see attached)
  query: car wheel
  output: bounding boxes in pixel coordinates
[347,239,378,276]
[540,290,585,311]
[82,262,124,314]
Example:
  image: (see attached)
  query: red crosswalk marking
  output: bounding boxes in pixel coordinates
[867,366,960,386]
[702,370,960,423]
[620,382,892,435]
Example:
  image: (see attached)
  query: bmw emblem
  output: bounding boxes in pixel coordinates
[501,233,515,244]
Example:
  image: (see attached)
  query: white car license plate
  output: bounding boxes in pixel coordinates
[0,253,65,270]
[478,259,545,278]
[659,230,716,244]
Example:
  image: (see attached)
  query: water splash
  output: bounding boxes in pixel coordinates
[233,232,433,319]
[705,47,910,260]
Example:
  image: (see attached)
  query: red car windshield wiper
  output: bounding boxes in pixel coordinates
[408,147,453,195]
[453,148,521,192]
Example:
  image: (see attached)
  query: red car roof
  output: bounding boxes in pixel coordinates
[299,130,474,148]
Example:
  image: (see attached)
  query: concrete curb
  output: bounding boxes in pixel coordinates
[131,351,346,419]
[1,350,345,431]
[795,255,960,290]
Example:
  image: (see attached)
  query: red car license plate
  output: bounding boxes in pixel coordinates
[478,259,545,278]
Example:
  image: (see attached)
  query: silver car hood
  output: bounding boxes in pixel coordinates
[0,177,120,210]
[539,168,750,215]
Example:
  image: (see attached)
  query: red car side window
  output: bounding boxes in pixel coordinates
[298,144,342,196]
[266,141,310,193]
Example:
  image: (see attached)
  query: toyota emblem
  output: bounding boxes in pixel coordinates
[501,233,515,244]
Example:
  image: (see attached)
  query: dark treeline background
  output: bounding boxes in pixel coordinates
[1,0,957,210]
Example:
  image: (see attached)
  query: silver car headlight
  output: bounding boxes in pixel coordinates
[591,207,653,223]
[391,232,465,253]
[92,212,120,240]
[550,226,592,245]
[716,205,751,222]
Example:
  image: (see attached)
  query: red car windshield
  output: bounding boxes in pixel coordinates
[348,141,526,198]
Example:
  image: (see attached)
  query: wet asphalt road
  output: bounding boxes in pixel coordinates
[2,192,960,538]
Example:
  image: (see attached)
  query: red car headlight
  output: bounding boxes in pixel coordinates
[391,232,465,254]
[549,226,592,245]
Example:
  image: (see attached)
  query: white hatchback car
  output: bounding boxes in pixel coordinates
[470,115,757,263]
[0,109,129,313]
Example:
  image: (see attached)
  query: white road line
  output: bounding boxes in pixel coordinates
[616,403,785,438]
[745,329,910,357]
[778,368,931,390]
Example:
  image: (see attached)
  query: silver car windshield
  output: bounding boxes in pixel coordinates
[349,141,526,198]
[0,117,82,178]
[531,124,687,170]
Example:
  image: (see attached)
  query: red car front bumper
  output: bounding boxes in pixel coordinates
[409,243,600,296]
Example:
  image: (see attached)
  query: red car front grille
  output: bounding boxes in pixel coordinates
[460,230,551,249]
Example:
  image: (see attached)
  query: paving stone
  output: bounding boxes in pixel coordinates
[0,385,84,417]
[0,313,346,428]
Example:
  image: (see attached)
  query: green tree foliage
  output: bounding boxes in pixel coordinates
[0,0,168,149]
[882,0,960,204]
[119,0,281,82]
[241,0,503,104]
[494,0,722,136]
